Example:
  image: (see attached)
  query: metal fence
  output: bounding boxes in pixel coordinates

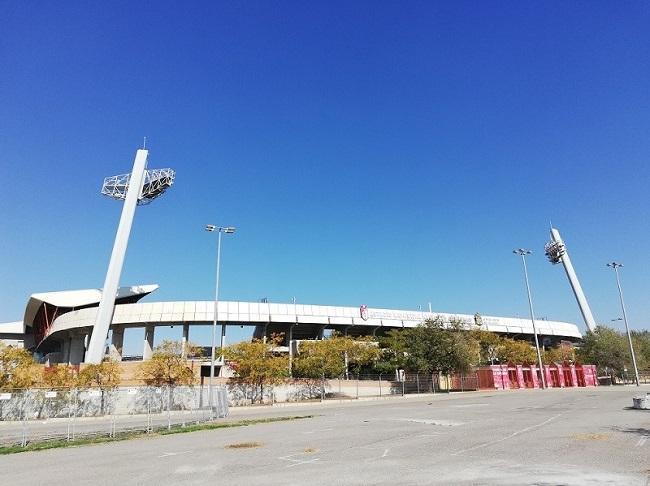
[278,372,478,403]
[0,386,229,447]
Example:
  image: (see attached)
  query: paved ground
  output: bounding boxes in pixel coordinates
[2,387,649,485]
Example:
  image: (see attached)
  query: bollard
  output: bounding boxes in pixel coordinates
[632,393,650,410]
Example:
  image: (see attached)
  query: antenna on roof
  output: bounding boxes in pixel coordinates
[142,136,147,149]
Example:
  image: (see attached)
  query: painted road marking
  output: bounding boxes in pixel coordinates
[451,413,564,456]
[301,427,334,434]
[397,418,464,426]
[278,452,321,468]
[159,450,191,458]
[635,436,648,447]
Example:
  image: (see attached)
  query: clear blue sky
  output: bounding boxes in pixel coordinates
[2,2,649,353]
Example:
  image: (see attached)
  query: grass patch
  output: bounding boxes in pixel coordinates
[225,441,263,449]
[0,415,314,455]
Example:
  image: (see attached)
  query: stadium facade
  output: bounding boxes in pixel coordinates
[0,284,582,365]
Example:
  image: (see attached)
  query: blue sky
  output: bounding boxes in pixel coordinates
[2,2,649,354]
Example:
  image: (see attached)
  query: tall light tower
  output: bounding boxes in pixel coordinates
[205,224,235,415]
[606,262,640,387]
[513,248,547,389]
[544,228,597,332]
[85,148,175,364]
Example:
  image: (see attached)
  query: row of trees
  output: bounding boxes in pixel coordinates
[0,341,200,392]
[0,344,122,391]
[578,326,650,378]
[2,321,647,394]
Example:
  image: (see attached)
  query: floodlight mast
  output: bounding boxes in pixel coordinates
[85,149,175,364]
[544,228,597,333]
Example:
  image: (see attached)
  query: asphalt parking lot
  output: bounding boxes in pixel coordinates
[2,386,648,485]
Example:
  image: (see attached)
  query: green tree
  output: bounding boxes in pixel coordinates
[631,330,650,371]
[578,326,634,379]
[293,335,380,379]
[223,334,289,403]
[384,318,478,375]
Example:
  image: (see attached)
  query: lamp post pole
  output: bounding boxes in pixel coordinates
[513,249,547,389]
[205,225,236,415]
[606,262,640,386]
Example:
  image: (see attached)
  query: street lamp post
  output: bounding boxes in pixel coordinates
[513,249,547,389]
[205,224,236,415]
[606,262,640,387]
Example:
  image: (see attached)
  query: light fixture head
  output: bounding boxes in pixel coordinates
[102,168,175,205]
[205,224,216,232]
[224,227,236,234]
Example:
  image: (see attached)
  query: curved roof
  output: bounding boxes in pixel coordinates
[46,300,583,340]
[23,284,159,329]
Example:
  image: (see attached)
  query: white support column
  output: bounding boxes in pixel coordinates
[181,323,190,357]
[219,323,226,363]
[288,324,295,377]
[550,228,597,332]
[143,325,155,360]
[110,326,124,361]
[86,149,149,364]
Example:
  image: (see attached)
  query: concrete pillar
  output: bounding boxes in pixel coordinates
[288,324,295,377]
[219,323,226,363]
[62,334,71,364]
[110,326,124,361]
[86,149,149,364]
[318,325,326,340]
[68,333,86,365]
[143,325,155,360]
[181,323,190,357]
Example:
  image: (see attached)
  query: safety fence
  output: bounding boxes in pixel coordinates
[259,372,478,404]
[0,386,228,447]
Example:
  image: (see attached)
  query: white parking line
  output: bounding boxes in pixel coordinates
[451,413,564,455]
[635,436,648,447]
[301,427,334,434]
[278,452,321,468]
[158,450,191,458]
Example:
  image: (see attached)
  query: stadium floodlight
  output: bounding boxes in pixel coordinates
[512,248,546,389]
[205,224,236,418]
[544,228,597,332]
[86,148,175,364]
[101,168,175,205]
[606,262,640,386]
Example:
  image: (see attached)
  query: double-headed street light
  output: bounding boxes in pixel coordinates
[513,248,547,389]
[606,262,640,387]
[205,224,236,414]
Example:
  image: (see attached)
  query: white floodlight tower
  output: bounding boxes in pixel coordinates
[544,228,597,333]
[85,149,175,364]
